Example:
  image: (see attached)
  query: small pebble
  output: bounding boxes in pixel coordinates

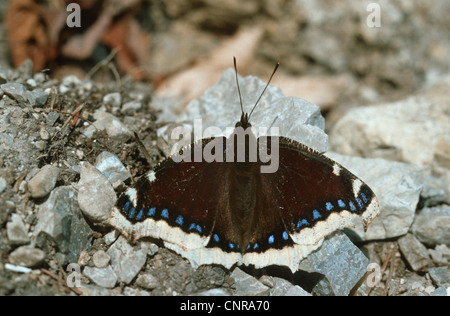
[6,213,29,245]
[8,246,46,268]
[93,250,111,268]
[27,165,60,198]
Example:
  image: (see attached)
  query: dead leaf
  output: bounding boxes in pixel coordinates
[155,26,264,107]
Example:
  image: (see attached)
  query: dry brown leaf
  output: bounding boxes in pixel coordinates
[155,26,264,107]
[272,74,354,110]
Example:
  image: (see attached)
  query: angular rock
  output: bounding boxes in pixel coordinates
[27,165,60,199]
[77,162,116,224]
[230,267,270,296]
[428,244,450,263]
[329,97,450,167]
[8,246,45,268]
[107,236,150,284]
[83,266,118,289]
[26,90,49,107]
[34,186,93,263]
[297,231,369,296]
[82,108,133,139]
[95,151,131,184]
[135,272,159,290]
[398,234,431,271]
[284,285,312,296]
[184,68,328,153]
[326,152,422,240]
[6,213,29,245]
[428,267,450,287]
[268,277,310,296]
[412,205,450,247]
[0,82,27,104]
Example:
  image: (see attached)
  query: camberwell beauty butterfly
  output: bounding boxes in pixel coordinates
[108,58,380,272]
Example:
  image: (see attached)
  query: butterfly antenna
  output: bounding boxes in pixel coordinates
[233,57,245,115]
[248,62,280,120]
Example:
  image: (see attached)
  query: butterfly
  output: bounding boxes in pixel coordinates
[108,58,380,273]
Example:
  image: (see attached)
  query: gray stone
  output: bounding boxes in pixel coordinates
[83,266,118,289]
[103,92,122,108]
[183,68,328,153]
[326,152,423,240]
[284,285,312,296]
[429,244,450,263]
[428,267,450,287]
[430,286,448,296]
[95,151,131,184]
[121,101,142,115]
[0,82,27,104]
[412,205,450,247]
[6,213,29,245]
[92,250,110,268]
[82,108,133,139]
[398,234,431,271]
[135,272,159,290]
[27,164,60,199]
[268,277,310,296]
[230,267,270,296]
[0,177,6,194]
[8,246,45,268]
[329,97,450,168]
[46,111,61,126]
[26,90,49,107]
[107,236,150,284]
[103,229,120,246]
[297,231,369,296]
[34,186,93,263]
[77,162,116,224]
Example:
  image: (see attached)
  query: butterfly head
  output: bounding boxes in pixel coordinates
[233,57,279,131]
[235,112,252,129]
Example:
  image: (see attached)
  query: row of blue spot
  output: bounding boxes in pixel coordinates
[294,192,369,232]
[210,230,291,252]
[122,202,203,234]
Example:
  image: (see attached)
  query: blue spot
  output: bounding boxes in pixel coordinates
[338,199,346,208]
[189,223,202,234]
[326,202,334,211]
[313,209,321,220]
[349,201,356,212]
[213,234,219,243]
[296,219,309,230]
[123,201,130,212]
[147,207,156,217]
[282,231,289,240]
[136,209,144,221]
[229,242,235,250]
[360,192,368,203]
[268,235,275,244]
[161,208,169,219]
[175,215,184,226]
[253,243,259,250]
[356,197,363,209]
[128,207,136,219]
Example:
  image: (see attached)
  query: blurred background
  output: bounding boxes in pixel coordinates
[1,0,449,126]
